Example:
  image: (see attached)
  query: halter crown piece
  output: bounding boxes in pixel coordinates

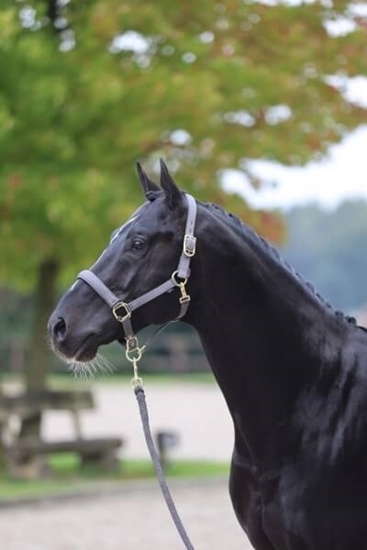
[76,194,197,371]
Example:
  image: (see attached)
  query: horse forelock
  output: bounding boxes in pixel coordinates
[109,201,151,244]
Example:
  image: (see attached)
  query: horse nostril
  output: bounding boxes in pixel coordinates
[53,317,67,342]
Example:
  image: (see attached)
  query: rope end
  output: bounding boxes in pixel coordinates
[133,380,144,395]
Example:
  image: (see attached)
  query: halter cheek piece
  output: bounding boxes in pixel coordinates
[76,193,197,363]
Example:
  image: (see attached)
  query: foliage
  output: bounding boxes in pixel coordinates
[1,0,367,288]
[281,200,367,311]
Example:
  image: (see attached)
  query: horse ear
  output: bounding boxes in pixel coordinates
[159,159,182,210]
[136,162,160,197]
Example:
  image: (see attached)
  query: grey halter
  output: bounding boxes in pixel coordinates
[76,193,197,361]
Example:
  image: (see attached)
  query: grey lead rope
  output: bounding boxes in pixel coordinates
[134,386,195,550]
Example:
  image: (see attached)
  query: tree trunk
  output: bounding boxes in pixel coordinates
[21,259,59,438]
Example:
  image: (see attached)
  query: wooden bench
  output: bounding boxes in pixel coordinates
[0,389,123,479]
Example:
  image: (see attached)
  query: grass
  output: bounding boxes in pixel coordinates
[0,454,229,502]
[1,371,216,391]
[51,371,216,387]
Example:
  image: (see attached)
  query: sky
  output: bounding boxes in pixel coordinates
[224,125,367,210]
[223,75,367,211]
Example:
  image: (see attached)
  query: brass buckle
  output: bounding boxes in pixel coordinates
[112,302,131,323]
[183,234,196,257]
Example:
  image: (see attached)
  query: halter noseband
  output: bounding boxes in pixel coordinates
[76,193,197,362]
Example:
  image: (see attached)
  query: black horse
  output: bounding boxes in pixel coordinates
[49,161,367,550]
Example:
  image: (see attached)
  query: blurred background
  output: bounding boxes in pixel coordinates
[0,0,367,545]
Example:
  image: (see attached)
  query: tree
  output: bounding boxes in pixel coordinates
[0,0,366,397]
[282,200,367,312]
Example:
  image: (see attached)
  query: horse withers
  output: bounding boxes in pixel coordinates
[49,161,367,550]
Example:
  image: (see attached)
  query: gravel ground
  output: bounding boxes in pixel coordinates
[0,479,252,549]
[1,381,254,548]
[42,381,235,461]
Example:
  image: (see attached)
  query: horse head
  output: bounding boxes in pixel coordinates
[48,160,195,364]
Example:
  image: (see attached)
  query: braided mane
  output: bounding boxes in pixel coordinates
[205,202,360,330]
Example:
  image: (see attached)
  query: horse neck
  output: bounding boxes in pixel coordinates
[187,210,347,466]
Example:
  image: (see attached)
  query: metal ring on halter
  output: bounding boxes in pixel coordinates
[126,346,145,363]
[171,270,188,287]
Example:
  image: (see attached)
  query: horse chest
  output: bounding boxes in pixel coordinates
[231,457,367,550]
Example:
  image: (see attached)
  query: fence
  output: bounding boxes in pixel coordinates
[0,323,209,376]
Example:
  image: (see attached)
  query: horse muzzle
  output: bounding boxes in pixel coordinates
[48,313,99,362]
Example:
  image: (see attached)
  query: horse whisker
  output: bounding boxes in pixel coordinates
[66,353,116,379]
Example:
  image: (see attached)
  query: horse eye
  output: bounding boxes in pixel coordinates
[131,238,145,250]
